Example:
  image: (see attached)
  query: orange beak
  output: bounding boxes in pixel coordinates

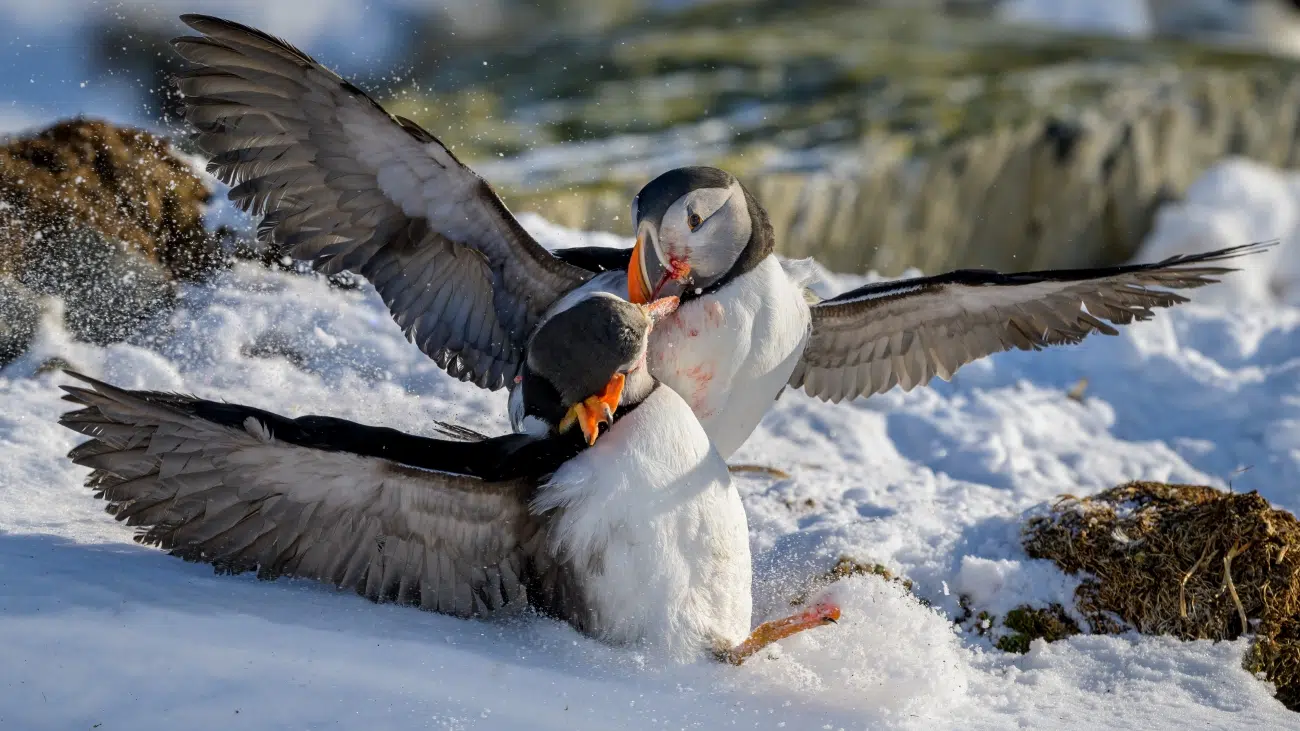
[627,233,691,305]
[643,295,679,324]
[628,233,653,305]
[559,373,626,446]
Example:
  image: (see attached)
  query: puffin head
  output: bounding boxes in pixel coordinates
[524,291,679,445]
[626,166,774,305]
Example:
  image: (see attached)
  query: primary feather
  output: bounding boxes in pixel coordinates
[171,14,594,390]
[793,242,1273,403]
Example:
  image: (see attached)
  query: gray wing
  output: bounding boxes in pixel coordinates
[58,372,554,618]
[792,243,1271,403]
[171,14,593,389]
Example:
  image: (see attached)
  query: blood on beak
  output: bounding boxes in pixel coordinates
[627,232,691,304]
[643,296,679,325]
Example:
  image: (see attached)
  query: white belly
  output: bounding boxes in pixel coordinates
[648,256,811,459]
[531,386,752,661]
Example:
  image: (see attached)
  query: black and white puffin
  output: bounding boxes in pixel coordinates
[572,167,1270,456]
[57,291,837,663]
[169,14,1267,459]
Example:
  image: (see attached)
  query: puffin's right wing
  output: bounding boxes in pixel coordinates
[792,243,1271,403]
[58,372,568,618]
[171,15,597,390]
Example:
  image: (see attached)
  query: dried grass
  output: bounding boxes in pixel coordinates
[1024,481,1300,710]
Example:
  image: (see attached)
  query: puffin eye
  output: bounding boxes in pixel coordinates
[687,212,702,230]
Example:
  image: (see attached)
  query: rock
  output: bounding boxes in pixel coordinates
[499,63,1300,275]
[0,119,220,357]
[0,118,220,282]
[380,5,1300,274]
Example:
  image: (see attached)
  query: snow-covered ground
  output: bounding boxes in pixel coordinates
[997,0,1152,39]
[4,161,1300,728]
[998,0,1300,58]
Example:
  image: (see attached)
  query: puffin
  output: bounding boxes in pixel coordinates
[169,14,1268,459]
[566,168,1271,456]
[56,290,838,663]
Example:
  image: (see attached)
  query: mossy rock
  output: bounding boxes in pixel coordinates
[1024,481,1300,711]
[790,555,918,607]
[0,119,223,358]
[995,604,1082,654]
[0,118,221,283]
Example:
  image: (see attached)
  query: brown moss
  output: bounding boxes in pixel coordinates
[1024,481,1300,710]
[0,118,219,282]
[790,555,916,606]
[996,604,1081,654]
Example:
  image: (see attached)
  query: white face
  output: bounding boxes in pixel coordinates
[628,179,753,303]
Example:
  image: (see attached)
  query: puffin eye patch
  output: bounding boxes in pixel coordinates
[687,212,702,230]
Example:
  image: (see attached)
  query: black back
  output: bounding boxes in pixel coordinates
[553,246,633,273]
[192,400,585,482]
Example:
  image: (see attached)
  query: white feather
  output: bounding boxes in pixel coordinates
[777,256,830,291]
[532,386,751,661]
[649,256,811,459]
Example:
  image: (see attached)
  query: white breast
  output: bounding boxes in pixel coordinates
[531,385,751,661]
[648,256,811,459]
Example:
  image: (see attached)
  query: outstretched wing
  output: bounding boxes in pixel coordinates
[792,243,1271,403]
[58,372,568,618]
[171,14,595,389]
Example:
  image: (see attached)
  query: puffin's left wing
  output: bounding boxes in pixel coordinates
[57,372,573,618]
[171,14,595,390]
[791,243,1270,403]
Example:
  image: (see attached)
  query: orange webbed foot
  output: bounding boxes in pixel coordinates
[717,602,841,665]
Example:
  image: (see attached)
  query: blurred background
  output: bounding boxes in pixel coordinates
[6,0,1300,278]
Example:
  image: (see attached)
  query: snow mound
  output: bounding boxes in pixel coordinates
[1138,157,1300,306]
[743,577,971,723]
[997,0,1152,38]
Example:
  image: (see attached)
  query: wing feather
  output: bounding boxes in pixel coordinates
[58,372,558,618]
[172,14,597,390]
[794,242,1272,402]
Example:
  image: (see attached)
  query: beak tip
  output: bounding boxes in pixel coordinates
[645,295,680,324]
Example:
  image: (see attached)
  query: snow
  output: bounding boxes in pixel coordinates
[996,0,1300,59]
[1138,157,1300,306]
[997,0,1152,39]
[4,159,1300,728]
